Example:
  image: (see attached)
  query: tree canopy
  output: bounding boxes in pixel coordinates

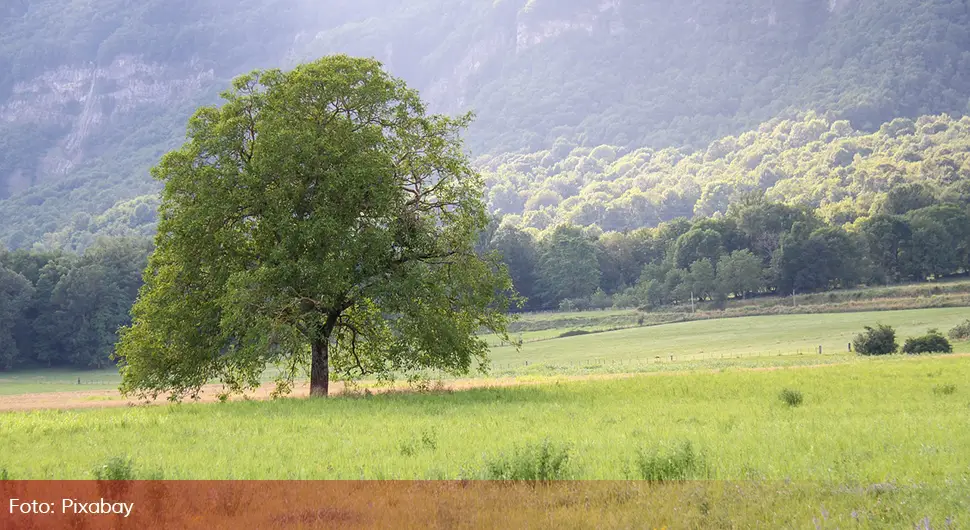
[114,56,517,399]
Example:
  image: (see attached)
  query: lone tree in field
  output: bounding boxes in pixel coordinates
[115,56,517,399]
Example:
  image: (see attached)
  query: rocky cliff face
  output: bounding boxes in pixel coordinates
[0,56,215,195]
[0,0,792,199]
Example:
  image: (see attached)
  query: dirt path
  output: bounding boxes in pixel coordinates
[2,354,965,412]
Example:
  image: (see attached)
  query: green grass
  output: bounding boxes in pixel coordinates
[1,356,967,483]
[488,306,970,370]
[3,306,970,393]
[0,368,122,395]
[0,356,967,525]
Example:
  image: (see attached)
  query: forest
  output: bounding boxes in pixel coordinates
[480,113,970,232]
[0,238,149,370]
[5,112,970,370]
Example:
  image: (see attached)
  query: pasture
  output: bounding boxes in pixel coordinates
[1,307,970,526]
[0,355,968,527]
[3,306,969,396]
[489,306,970,371]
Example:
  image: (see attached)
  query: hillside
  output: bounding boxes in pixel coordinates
[481,113,970,232]
[4,0,970,248]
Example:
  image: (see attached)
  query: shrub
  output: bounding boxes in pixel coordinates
[589,289,613,310]
[933,384,956,396]
[853,325,898,356]
[93,456,135,481]
[611,289,640,309]
[634,441,705,482]
[779,388,804,407]
[947,320,970,341]
[484,439,571,481]
[902,329,953,355]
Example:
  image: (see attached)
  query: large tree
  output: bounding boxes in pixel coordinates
[115,56,516,399]
[535,225,601,307]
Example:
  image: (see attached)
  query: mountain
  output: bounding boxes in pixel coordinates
[3,0,970,249]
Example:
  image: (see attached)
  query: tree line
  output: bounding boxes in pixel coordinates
[0,238,150,370]
[4,176,970,371]
[480,186,970,312]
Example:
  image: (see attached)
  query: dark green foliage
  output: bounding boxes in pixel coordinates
[853,325,899,356]
[716,250,763,300]
[902,329,953,355]
[484,439,572,481]
[932,383,957,396]
[490,225,541,310]
[634,441,705,482]
[0,264,34,369]
[0,238,150,371]
[947,320,970,341]
[535,226,601,306]
[779,389,804,407]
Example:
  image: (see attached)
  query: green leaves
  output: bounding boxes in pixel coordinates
[116,56,517,399]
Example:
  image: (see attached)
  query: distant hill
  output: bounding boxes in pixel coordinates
[479,113,970,233]
[4,0,970,248]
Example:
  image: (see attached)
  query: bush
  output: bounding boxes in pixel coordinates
[559,298,591,312]
[93,456,135,481]
[779,388,804,407]
[853,325,898,356]
[947,320,970,341]
[484,440,571,481]
[588,289,613,310]
[634,441,705,482]
[902,329,953,355]
[612,288,641,309]
[933,383,956,396]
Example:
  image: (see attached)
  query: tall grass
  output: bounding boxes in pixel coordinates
[483,439,572,481]
[1,356,968,524]
[1,356,967,484]
[634,441,706,482]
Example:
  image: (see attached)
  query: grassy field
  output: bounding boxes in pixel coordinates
[2,306,969,394]
[488,307,970,370]
[0,355,968,526]
[2,307,970,526]
[0,368,121,396]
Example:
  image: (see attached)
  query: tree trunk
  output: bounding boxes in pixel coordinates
[310,337,329,397]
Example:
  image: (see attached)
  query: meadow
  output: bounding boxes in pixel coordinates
[2,307,970,526]
[4,306,969,395]
[1,355,968,527]
[488,307,970,371]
